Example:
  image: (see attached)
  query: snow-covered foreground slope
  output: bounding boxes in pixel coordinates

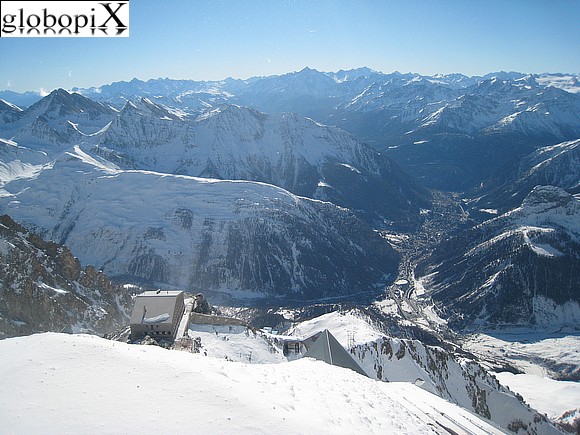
[187,323,287,364]
[277,309,566,433]
[0,333,506,435]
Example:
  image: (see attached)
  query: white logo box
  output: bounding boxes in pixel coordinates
[1,1,129,37]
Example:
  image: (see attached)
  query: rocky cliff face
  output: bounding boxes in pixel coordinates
[0,215,131,338]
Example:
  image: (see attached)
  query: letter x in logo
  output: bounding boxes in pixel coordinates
[99,2,128,35]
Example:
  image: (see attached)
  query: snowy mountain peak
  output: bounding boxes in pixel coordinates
[198,103,266,123]
[332,67,377,82]
[297,66,318,74]
[6,88,117,142]
[28,88,112,117]
[483,71,528,82]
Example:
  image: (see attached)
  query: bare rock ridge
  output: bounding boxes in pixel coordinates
[0,215,131,338]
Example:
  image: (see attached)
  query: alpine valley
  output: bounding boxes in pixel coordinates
[0,68,578,433]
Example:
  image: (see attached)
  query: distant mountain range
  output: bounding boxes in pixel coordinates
[0,67,578,327]
[3,68,579,191]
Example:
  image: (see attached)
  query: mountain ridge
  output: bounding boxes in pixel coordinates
[0,145,399,304]
[416,186,580,329]
[1,88,431,229]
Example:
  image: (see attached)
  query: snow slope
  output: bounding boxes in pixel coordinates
[0,138,50,189]
[186,323,287,364]
[271,308,565,433]
[495,371,580,421]
[0,145,397,302]
[0,332,505,434]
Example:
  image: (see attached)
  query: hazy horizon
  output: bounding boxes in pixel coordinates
[1,0,579,93]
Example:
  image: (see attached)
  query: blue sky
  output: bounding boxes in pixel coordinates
[1,0,579,93]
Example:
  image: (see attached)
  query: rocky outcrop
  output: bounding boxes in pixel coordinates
[192,293,212,314]
[0,215,131,338]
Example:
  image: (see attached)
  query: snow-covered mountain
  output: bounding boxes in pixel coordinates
[93,98,430,227]
[0,137,50,188]
[0,146,398,303]
[416,186,580,329]
[0,215,130,338]
[472,139,580,215]
[60,68,580,190]
[0,88,422,303]
[62,68,580,154]
[1,89,116,152]
[537,73,580,94]
[4,68,580,191]
[0,89,431,228]
[0,68,578,435]
[409,76,580,138]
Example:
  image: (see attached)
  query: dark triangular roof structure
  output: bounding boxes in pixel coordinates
[303,329,368,377]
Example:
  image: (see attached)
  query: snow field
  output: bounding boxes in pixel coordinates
[0,333,503,434]
[494,372,580,420]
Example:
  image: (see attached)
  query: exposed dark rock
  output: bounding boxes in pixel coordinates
[0,215,131,339]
